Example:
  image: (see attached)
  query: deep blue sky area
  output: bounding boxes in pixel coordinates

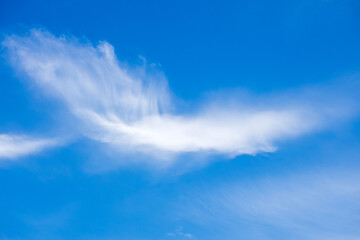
[0,1,360,239]
[2,0,360,96]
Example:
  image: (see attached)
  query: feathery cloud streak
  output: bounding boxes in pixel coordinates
[3,29,356,158]
[0,134,57,159]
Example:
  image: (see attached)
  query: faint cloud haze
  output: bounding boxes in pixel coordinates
[178,169,360,240]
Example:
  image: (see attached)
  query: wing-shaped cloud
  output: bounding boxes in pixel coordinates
[0,134,57,159]
[2,29,357,160]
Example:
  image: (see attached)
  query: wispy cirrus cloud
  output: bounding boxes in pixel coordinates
[177,169,360,240]
[0,134,57,159]
[2,29,359,162]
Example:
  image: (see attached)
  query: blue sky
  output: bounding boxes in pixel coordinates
[1,0,360,239]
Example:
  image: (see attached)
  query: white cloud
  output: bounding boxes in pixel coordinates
[167,226,196,239]
[2,29,357,161]
[0,134,58,159]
